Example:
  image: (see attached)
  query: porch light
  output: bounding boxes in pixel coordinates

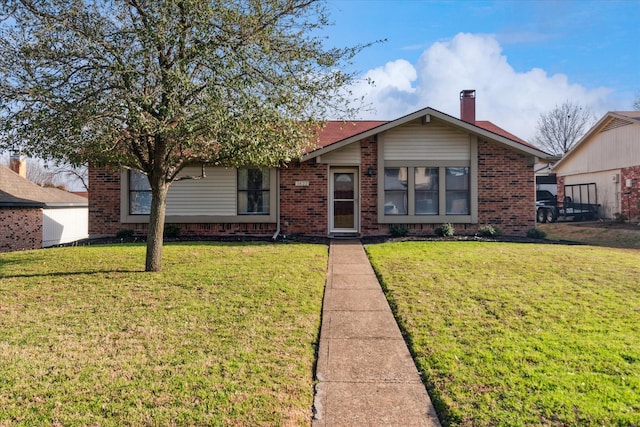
[365,166,376,177]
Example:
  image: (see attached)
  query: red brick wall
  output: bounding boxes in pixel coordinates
[0,207,43,252]
[477,140,536,235]
[556,175,566,205]
[360,137,383,235]
[279,160,328,236]
[89,166,122,236]
[621,165,640,220]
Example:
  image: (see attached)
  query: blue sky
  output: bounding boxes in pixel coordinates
[322,0,640,141]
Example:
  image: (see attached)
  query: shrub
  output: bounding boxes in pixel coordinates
[613,212,628,223]
[164,224,181,238]
[526,228,546,239]
[389,224,409,237]
[477,225,502,237]
[115,229,134,239]
[436,223,455,237]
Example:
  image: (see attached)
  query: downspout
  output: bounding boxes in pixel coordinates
[272,168,281,240]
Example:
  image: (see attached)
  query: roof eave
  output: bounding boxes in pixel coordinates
[302,107,551,161]
[552,111,639,170]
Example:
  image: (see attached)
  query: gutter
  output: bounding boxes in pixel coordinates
[272,168,281,240]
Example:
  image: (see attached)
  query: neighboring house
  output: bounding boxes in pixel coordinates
[0,158,88,252]
[553,111,640,220]
[89,90,551,238]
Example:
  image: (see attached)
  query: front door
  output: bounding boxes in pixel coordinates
[330,168,359,233]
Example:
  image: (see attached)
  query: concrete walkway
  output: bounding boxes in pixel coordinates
[313,239,441,427]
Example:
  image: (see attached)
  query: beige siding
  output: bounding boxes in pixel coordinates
[166,166,236,216]
[382,120,470,161]
[563,170,621,219]
[556,123,640,175]
[317,142,361,164]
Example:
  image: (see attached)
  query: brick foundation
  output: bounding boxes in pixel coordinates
[0,207,43,252]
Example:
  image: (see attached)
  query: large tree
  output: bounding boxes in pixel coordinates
[532,101,594,156]
[0,0,369,271]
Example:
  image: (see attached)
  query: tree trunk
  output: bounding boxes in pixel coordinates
[145,177,169,272]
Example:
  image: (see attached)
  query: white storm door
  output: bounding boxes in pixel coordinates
[330,168,359,233]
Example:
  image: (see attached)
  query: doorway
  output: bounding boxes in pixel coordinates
[329,168,359,234]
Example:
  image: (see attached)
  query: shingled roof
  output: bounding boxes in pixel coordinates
[0,165,88,208]
[308,107,549,160]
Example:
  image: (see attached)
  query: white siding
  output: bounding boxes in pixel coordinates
[43,207,89,247]
[563,170,621,219]
[166,166,236,216]
[383,120,470,161]
[318,142,360,164]
[555,123,640,175]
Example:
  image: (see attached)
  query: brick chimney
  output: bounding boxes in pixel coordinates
[460,89,476,124]
[9,154,26,178]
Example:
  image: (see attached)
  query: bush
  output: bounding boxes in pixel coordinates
[115,229,134,239]
[477,225,502,237]
[164,224,181,238]
[526,228,546,239]
[436,223,455,237]
[613,212,628,223]
[389,224,409,237]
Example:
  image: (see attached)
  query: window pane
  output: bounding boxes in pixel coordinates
[415,168,438,215]
[238,190,270,214]
[446,167,469,190]
[384,168,407,215]
[384,168,408,190]
[415,167,438,190]
[446,167,469,214]
[130,191,151,215]
[334,173,354,200]
[130,170,151,190]
[384,191,407,215]
[129,170,151,215]
[334,200,354,228]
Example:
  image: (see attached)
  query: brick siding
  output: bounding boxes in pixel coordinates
[621,165,640,220]
[89,166,122,236]
[476,140,536,235]
[0,207,43,252]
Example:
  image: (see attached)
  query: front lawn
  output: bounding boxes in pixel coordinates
[366,241,640,426]
[0,242,327,426]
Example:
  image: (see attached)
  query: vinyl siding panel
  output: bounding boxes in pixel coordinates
[318,142,361,164]
[563,170,621,219]
[555,123,640,175]
[383,120,470,161]
[166,166,236,216]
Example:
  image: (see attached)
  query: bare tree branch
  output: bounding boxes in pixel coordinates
[533,101,595,155]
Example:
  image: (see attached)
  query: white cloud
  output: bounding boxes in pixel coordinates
[350,33,613,142]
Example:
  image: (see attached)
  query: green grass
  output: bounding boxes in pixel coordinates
[0,242,328,426]
[539,222,640,249]
[366,241,640,426]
